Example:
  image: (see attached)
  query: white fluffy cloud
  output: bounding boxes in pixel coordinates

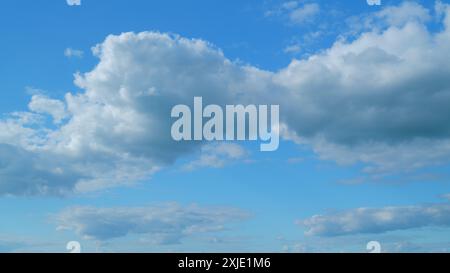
[299,201,450,237]
[56,203,248,243]
[275,1,450,173]
[0,32,260,195]
[1,2,450,195]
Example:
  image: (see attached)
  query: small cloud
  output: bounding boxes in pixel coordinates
[64,48,84,58]
[66,0,81,6]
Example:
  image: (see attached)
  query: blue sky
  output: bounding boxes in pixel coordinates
[1,0,450,253]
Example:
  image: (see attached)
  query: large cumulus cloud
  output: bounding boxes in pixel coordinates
[275,1,450,173]
[0,32,267,195]
[1,1,450,195]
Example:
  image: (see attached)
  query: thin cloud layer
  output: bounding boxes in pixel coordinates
[276,1,450,173]
[299,201,450,237]
[56,203,248,243]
